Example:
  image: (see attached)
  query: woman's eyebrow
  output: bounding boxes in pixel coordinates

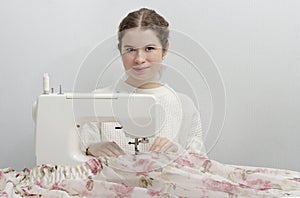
[123,45,134,48]
[123,44,160,48]
[145,43,159,47]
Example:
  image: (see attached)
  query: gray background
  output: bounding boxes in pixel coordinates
[0,0,299,171]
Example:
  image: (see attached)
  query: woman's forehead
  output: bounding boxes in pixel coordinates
[121,28,161,47]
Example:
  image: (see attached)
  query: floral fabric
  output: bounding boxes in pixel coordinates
[1,153,300,197]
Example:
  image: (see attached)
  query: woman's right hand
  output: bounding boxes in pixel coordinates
[86,141,125,157]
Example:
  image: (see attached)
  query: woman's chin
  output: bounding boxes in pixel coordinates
[127,71,157,81]
[126,75,160,88]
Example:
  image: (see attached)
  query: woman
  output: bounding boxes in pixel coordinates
[81,8,206,157]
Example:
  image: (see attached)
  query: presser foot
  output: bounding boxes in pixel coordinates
[128,138,149,155]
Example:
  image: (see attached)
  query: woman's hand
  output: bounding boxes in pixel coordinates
[86,141,125,157]
[149,136,178,153]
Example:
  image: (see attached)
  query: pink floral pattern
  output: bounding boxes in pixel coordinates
[0,153,300,197]
[109,183,135,197]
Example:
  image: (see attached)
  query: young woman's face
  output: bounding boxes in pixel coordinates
[120,28,167,85]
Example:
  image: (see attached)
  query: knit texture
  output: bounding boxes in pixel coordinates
[80,81,206,156]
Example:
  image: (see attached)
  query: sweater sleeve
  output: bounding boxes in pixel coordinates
[79,121,101,153]
[78,87,112,153]
[185,109,207,157]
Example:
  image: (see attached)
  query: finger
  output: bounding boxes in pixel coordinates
[152,137,169,152]
[111,141,125,155]
[105,143,121,157]
[159,141,172,152]
[96,150,110,157]
[101,146,116,157]
[155,137,168,151]
[161,142,178,153]
[157,139,172,152]
[105,142,124,156]
[149,137,162,151]
[149,137,160,151]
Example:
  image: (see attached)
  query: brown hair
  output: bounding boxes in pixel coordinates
[118,8,169,52]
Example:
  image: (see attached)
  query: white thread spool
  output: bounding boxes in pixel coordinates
[43,73,50,94]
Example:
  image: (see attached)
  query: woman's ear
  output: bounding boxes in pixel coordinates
[162,48,168,58]
[118,43,121,53]
[162,43,169,58]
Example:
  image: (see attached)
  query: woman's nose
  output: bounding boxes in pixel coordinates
[134,50,146,64]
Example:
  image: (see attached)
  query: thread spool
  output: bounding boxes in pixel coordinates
[43,73,50,94]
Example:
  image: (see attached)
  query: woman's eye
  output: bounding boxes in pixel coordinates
[126,48,135,52]
[146,46,155,51]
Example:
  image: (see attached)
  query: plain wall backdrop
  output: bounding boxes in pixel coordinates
[0,0,299,171]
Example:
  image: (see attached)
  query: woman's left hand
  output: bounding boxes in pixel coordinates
[149,136,178,153]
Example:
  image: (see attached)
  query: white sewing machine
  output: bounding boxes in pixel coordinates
[33,74,160,165]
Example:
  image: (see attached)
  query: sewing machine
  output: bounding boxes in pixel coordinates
[33,75,160,165]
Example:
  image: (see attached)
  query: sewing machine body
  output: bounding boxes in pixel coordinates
[33,93,158,165]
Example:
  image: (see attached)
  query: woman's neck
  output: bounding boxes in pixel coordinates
[125,79,163,89]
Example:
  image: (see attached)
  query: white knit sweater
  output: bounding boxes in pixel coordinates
[80,81,206,156]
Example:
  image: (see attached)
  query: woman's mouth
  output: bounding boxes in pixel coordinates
[132,66,151,73]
